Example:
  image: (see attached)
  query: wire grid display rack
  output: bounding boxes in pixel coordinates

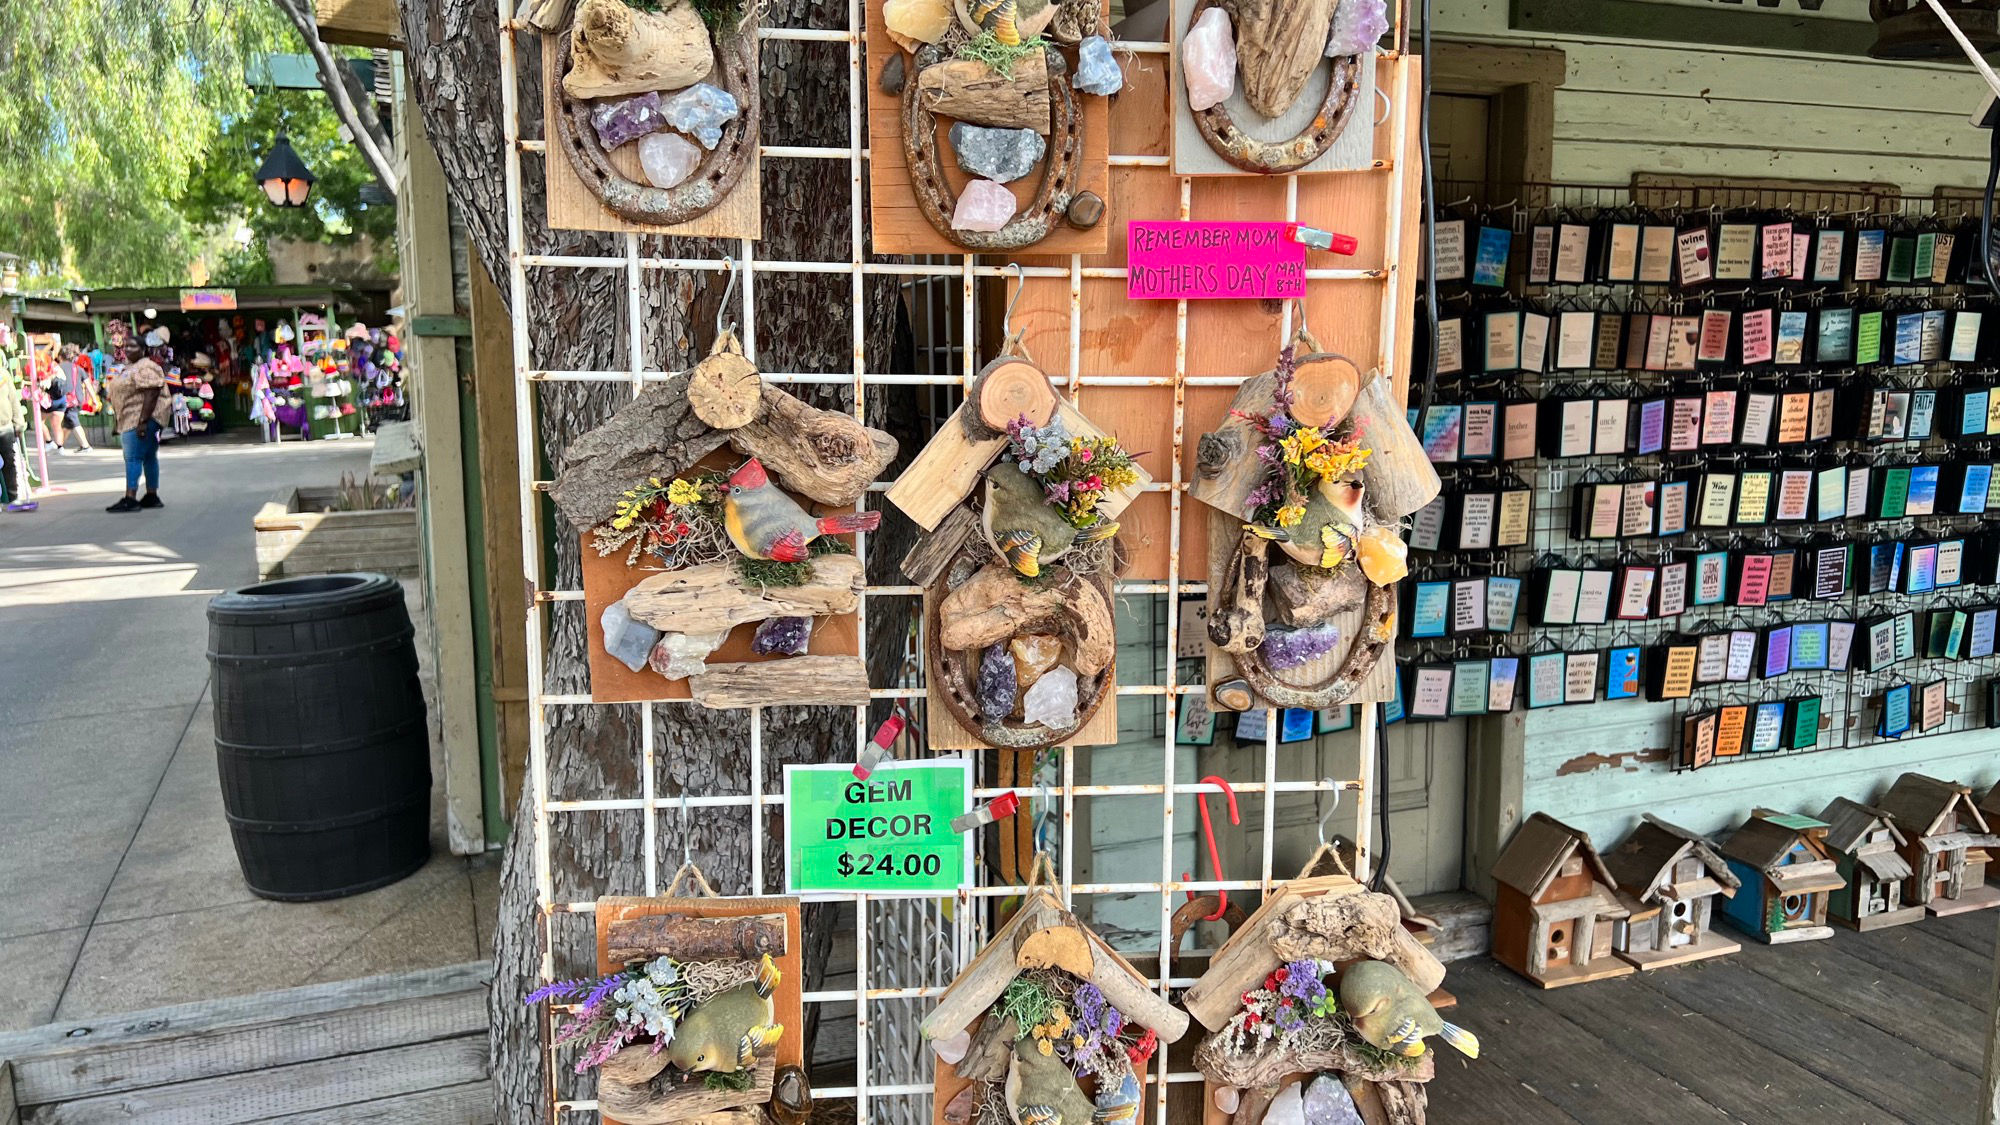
[1412,179,2000,767]
[495,4,1416,1120]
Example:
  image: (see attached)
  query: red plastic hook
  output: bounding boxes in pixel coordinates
[1181,775,1240,922]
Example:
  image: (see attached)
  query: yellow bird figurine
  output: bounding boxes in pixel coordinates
[664,953,785,1074]
[1337,960,1479,1060]
[983,464,1118,578]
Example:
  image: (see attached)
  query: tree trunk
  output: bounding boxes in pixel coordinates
[395,1,920,1120]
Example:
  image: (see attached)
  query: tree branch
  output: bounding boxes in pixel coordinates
[268,0,401,197]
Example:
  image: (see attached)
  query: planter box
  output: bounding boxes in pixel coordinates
[254,486,420,580]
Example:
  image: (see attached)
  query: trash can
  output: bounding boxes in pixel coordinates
[207,573,432,901]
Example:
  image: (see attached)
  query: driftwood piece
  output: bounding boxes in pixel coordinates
[521,0,575,31]
[600,1044,674,1087]
[1272,894,1448,994]
[958,1015,1018,1083]
[901,504,983,587]
[1236,0,1337,118]
[1210,526,1268,654]
[1233,569,1397,709]
[689,655,872,708]
[688,334,765,430]
[887,400,1149,530]
[1361,1078,1429,1125]
[1349,376,1440,521]
[938,564,1113,676]
[965,357,1059,439]
[1195,1033,1433,1092]
[1190,372,1276,518]
[916,52,1052,133]
[1182,875,1363,1031]
[562,0,712,98]
[942,1084,982,1124]
[606,911,790,963]
[731,386,898,508]
[623,555,864,633]
[549,372,725,530]
[1268,561,1367,628]
[597,1052,776,1125]
[1189,0,1362,175]
[1083,925,1192,1042]
[923,893,1068,1039]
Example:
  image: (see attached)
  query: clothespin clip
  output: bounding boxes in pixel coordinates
[951,791,1020,833]
[1288,224,1359,256]
[852,715,906,780]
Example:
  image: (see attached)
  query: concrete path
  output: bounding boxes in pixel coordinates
[0,433,496,1030]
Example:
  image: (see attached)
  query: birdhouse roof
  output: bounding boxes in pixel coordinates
[1819,797,1906,855]
[1877,773,1988,839]
[1718,813,1827,871]
[1602,815,1740,902]
[1490,812,1618,899]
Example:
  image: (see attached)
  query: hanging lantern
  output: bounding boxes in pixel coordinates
[1870,0,2000,59]
[255,134,315,208]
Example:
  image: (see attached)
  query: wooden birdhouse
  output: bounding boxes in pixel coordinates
[1876,773,2000,917]
[888,356,1151,750]
[1818,797,1925,931]
[922,889,1187,1125]
[1714,810,1846,944]
[1487,813,1635,989]
[1188,333,1438,714]
[1602,815,1742,970]
[547,332,897,708]
[1180,874,1462,1125]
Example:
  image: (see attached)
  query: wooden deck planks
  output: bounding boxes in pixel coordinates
[1725,935,1987,1074]
[1636,955,1976,1125]
[1445,961,1735,1125]
[257,1081,495,1123]
[1422,1050,1588,1124]
[1919,904,2000,955]
[1837,921,1994,998]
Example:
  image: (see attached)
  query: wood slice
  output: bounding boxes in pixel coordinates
[966,357,1059,437]
[1016,923,1094,976]
[688,340,765,430]
[1188,0,1361,176]
[1288,352,1361,429]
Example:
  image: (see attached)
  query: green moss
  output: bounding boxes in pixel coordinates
[955,30,1047,78]
[620,0,740,30]
[704,1068,756,1091]
[995,976,1057,1033]
[735,537,853,588]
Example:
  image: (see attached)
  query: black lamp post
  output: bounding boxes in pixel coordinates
[255,134,315,208]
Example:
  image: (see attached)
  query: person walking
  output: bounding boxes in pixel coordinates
[0,358,33,512]
[103,344,172,512]
[39,350,92,453]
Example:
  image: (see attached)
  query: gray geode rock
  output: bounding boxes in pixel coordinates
[949,123,1046,184]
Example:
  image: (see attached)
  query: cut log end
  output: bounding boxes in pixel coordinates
[1289,354,1360,429]
[688,353,765,430]
[970,359,1058,434]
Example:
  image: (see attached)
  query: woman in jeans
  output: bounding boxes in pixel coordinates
[103,345,173,512]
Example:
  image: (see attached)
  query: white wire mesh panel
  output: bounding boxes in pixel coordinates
[495,4,1413,1118]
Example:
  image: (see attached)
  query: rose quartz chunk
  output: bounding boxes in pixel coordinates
[638,132,702,190]
[951,178,1016,232]
[1182,6,1237,112]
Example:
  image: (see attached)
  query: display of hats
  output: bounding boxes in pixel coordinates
[144,327,170,347]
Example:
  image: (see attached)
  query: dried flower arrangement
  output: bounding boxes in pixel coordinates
[1234,347,1381,573]
[525,953,779,1094]
[1002,413,1141,538]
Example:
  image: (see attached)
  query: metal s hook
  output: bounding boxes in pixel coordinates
[1181,775,1240,921]
[1316,777,1342,847]
[1034,747,1059,857]
[717,257,740,340]
[1004,261,1027,338]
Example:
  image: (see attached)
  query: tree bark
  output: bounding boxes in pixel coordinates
[395,0,918,1120]
[268,0,401,195]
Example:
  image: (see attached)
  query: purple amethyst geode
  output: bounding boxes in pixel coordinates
[1256,622,1341,670]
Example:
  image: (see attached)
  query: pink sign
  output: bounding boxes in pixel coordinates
[1127,222,1307,300]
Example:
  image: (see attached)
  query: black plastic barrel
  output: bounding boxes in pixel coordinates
[207,573,432,901]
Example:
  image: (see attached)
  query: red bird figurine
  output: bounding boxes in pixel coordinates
[721,458,881,562]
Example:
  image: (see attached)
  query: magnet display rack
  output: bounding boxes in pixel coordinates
[495,5,1421,1122]
[1408,179,2000,768]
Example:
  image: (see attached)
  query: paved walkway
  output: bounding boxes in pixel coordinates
[0,432,496,1031]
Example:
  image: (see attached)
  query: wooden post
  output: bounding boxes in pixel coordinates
[469,267,532,818]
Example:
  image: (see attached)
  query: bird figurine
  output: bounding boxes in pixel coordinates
[664,953,785,1074]
[1004,1036,1096,1125]
[962,0,1056,45]
[1247,478,1365,569]
[722,458,882,562]
[1091,1066,1141,1123]
[1337,959,1479,1060]
[983,463,1118,578]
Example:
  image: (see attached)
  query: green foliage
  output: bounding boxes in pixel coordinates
[735,537,853,588]
[703,1069,756,1092]
[955,31,1046,78]
[0,0,290,285]
[995,975,1058,1034]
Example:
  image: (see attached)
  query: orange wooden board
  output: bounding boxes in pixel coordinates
[997,56,1422,582]
[582,528,862,704]
[864,4,1111,256]
[541,34,763,239]
[594,894,804,1125]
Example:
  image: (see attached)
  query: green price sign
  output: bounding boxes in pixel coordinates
[783,761,971,896]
